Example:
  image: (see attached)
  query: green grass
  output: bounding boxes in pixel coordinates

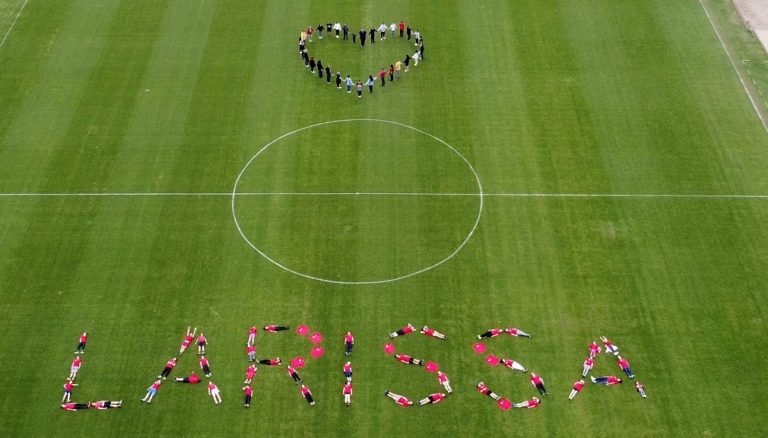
[1,0,767,436]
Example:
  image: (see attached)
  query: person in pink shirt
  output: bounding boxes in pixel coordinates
[437,371,452,393]
[476,382,501,400]
[395,354,423,366]
[208,381,222,404]
[199,356,212,377]
[477,328,504,339]
[601,336,619,356]
[389,323,415,338]
[158,357,177,380]
[617,356,635,379]
[588,341,601,358]
[179,327,196,355]
[244,364,257,384]
[505,327,532,338]
[287,365,302,384]
[243,385,253,407]
[300,384,315,406]
[62,380,78,402]
[582,356,594,377]
[264,325,289,333]
[418,392,446,405]
[68,356,82,380]
[569,379,585,400]
[257,358,281,366]
[196,332,207,355]
[501,358,527,372]
[344,332,355,356]
[384,390,413,407]
[91,400,122,409]
[513,397,540,409]
[343,382,352,407]
[75,332,87,354]
[420,326,447,339]
[246,344,256,362]
[343,362,353,383]
[141,379,161,403]
[61,402,89,410]
[591,375,622,385]
[635,381,647,398]
[530,373,548,396]
[173,372,200,383]
[247,326,257,346]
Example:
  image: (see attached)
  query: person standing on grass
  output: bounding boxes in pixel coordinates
[346,75,354,93]
[326,66,332,84]
[369,27,376,44]
[379,68,387,87]
[394,60,402,79]
[390,22,396,38]
[141,379,161,403]
[179,327,196,355]
[399,21,405,37]
[359,28,366,47]
[582,356,594,377]
[75,332,87,354]
[174,371,201,383]
[301,384,316,406]
[306,25,313,42]
[196,332,207,355]
[366,75,375,93]
[569,379,585,400]
[342,23,349,40]
[244,364,257,384]
[419,41,424,60]
[343,382,352,407]
[243,385,253,407]
[309,57,316,73]
[356,80,363,98]
[378,23,388,39]
[336,72,342,89]
[317,24,323,39]
[389,64,395,82]
[412,50,420,67]
[437,371,452,393]
[199,355,212,377]
[334,21,341,38]
[344,332,354,356]
[317,60,324,79]
[158,357,177,380]
[208,381,222,404]
[407,25,412,41]
[403,54,411,72]
[62,380,77,402]
[414,29,421,46]
[68,356,82,380]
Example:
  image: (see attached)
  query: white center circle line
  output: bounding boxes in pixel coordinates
[231,118,484,285]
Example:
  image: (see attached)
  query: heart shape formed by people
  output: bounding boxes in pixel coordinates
[297,21,425,96]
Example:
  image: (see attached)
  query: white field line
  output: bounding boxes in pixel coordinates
[698,0,768,134]
[0,0,29,51]
[1,192,767,199]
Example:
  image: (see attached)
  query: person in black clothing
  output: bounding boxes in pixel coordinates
[309,57,316,73]
[359,28,366,47]
[407,26,412,41]
[317,24,324,39]
[317,59,323,78]
[302,50,309,67]
[419,42,424,60]
[352,32,356,44]
[367,75,374,93]
[369,28,375,44]
[335,72,342,89]
[326,23,332,34]
[342,23,349,40]
[325,66,331,84]
[403,54,410,72]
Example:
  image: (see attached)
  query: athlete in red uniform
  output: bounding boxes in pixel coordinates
[208,381,222,404]
[246,344,256,362]
[158,357,177,380]
[91,400,122,409]
[389,323,415,338]
[530,373,548,396]
[244,364,257,384]
[344,332,355,356]
[420,326,447,339]
[513,397,540,409]
[635,381,647,398]
[75,332,87,354]
[617,356,635,379]
[476,382,501,400]
[243,385,253,407]
[418,392,446,405]
[196,333,207,355]
[247,326,257,346]
[301,384,315,406]
[395,354,423,366]
[384,390,413,407]
[68,356,82,380]
[505,327,532,338]
[287,365,302,384]
[582,356,594,377]
[257,358,281,366]
[141,380,161,403]
[569,379,585,400]
[588,341,601,358]
[343,362,353,383]
[601,336,619,356]
[61,402,89,410]
[263,325,289,333]
[437,371,452,393]
[343,383,353,407]
[62,380,78,402]
[179,327,196,355]
[477,328,504,339]
[501,358,527,372]
[174,372,201,383]
[591,375,622,385]
[199,356,212,377]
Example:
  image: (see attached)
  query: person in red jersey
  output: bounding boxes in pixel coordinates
[263,325,289,333]
[196,332,207,355]
[246,344,256,362]
[569,379,585,400]
[418,392,446,406]
[395,354,423,366]
[158,357,177,380]
[61,402,89,411]
[591,375,622,385]
[501,358,527,372]
[62,380,78,402]
[343,382,353,407]
[343,362,353,383]
[247,326,257,346]
[437,371,452,393]
[75,332,87,354]
[588,341,601,358]
[243,385,253,407]
[384,390,413,407]
[257,357,281,366]
[208,381,222,404]
[301,384,315,406]
[91,400,122,409]
[600,336,619,356]
[179,327,196,355]
[287,365,302,384]
[199,356,212,377]
[530,373,548,396]
[68,356,82,380]
[513,397,540,409]
[244,364,257,384]
[389,323,415,338]
[617,356,635,379]
[398,21,405,37]
[141,379,161,403]
[505,327,532,338]
[582,356,594,377]
[420,326,447,340]
[173,371,201,383]
[477,328,504,339]
[344,332,355,356]
[635,381,647,398]
[476,382,501,400]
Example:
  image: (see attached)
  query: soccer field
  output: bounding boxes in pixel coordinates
[1,0,768,436]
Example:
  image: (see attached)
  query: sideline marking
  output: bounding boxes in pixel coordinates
[230,118,485,286]
[698,0,768,134]
[0,0,29,51]
[1,192,768,199]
